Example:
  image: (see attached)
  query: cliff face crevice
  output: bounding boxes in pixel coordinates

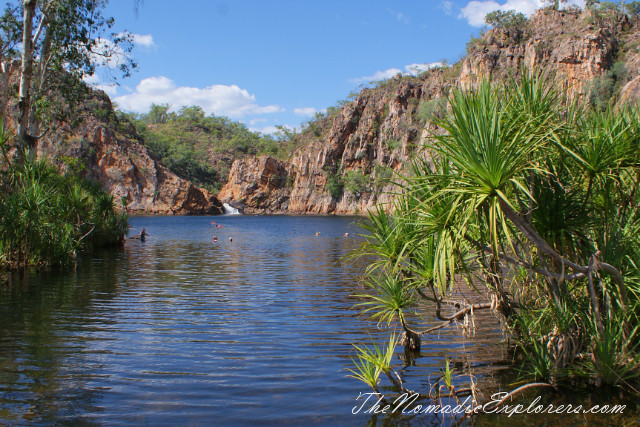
[217,155,290,213]
[218,8,640,215]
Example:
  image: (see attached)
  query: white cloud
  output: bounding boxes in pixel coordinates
[388,8,410,24]
[83,73,100,85]
[249,118,267,126]
[350,62,445,83]
[459,0,585,27]
[131,33,156,49]
[293,107,326,117]
[441,1,454,15]
[96,84,118,96]
[252,125,281,135]
[113,76,282,119]
[82,73,118,96]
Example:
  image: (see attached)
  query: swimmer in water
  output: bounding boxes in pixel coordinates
[213,236,218,242]
[315,232,320,236]
[132,228,149,242]
[229,237,233,242]
[344,232,349,237]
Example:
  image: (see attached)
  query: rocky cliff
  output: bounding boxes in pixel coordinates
[1,77,224,215]
[219,8,640,215]
[38,91,224,215]
[217,155,290,213]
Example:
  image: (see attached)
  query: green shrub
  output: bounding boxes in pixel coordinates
[588,61,628,110]
[0,156,127,270]
[349,73,640,398]
[126,105,292,190]
[324,161,344,199]
[416,97,448,125]
[485,10,529,38]
[385,138,402,151]
[326,174,344,199]
[344,170,370,199]
[374,164,394,190]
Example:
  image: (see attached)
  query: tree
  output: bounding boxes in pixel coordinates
[147,103,171,124]
[349,72,640,398]
[625,1,640,16]
[3,0,136,157]
[485,9,528,29]
[545,0,568,9]
[485,9,529,42]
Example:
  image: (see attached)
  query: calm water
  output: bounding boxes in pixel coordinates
[1,215,632,426]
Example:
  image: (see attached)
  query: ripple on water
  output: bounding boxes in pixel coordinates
[0,216,510,426]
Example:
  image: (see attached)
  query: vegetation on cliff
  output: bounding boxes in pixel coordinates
[349,73,640,404]
[122,104,295,192]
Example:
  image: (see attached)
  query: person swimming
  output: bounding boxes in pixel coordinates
[213,236,218,242]
[315,232,320,236]
[344,232,349,237]
[132,228,149,242]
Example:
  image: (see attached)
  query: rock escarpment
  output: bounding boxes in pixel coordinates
[35,91,224,215]
[0,59,224,215]
[217,155,290,214]
[459,8,628,96]
[219,8,640,215]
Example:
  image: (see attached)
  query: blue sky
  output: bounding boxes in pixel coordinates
[93,0,585,134]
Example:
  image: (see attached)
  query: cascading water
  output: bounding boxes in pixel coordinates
[222,203,240,215]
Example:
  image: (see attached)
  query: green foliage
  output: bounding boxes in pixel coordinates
[347,335,398,391]
[147,103,171,124]
[441,357,454,389]
[128,105,290,191]
[3,0,136,153]
[581,315,640,386]
[344,170,369,199]
[625,1,640,16]
[588,62,628,110]
[356,275,414,326]
[466,33,488,54]
[385,138,402,151]
[0,146,127,270]
[545,0,569,10]
[485,10,529,40]
[416,97,448,125]
[325,164,344,199]
[585,1,630,25]
[374,164,394,190]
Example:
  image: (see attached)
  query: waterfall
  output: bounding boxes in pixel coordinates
[223,203,240,215]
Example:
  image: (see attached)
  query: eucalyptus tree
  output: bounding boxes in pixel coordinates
[2,0,136,157]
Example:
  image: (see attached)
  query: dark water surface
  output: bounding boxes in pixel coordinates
[1,216,634,426]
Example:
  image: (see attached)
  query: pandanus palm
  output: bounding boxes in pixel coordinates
[350,71,640,393]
